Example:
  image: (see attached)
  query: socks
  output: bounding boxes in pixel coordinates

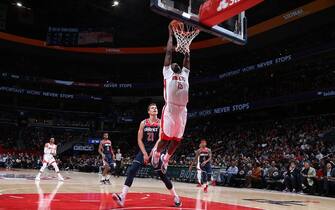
[197,170,202,184]
[153,150,161,164]
[120,185,129,198]
[40,163,47,173]
[169,187,178,197]
[163,154,171,163]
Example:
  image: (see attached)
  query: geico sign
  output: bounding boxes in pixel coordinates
[73,145,94,151]
[217,0,241,12]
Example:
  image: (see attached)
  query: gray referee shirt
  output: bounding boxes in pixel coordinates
[116,153,122,161]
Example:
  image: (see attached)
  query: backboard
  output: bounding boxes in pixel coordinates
[150,0,248,45]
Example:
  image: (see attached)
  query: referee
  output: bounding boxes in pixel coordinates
[115,149,123,177]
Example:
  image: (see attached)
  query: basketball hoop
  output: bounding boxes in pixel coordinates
[170,20,200,54]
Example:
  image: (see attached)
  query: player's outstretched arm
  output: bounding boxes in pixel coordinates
[183,52,190,70]
[164,25,174,67]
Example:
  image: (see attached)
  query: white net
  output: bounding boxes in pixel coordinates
[171,20,200,54]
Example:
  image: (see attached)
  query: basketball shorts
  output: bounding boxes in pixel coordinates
[161,103,187,141]
[200,162,212,175]
[43,154,56,165]
[103,154,115,169]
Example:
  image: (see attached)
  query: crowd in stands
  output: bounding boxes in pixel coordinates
[1,112,335,197]
[60,155,102,172]
[169,114,335,196]
[0,153,41,169]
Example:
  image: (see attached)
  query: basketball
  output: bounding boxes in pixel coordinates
[170,19,182,28]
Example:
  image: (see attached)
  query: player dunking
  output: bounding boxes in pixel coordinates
[189,139,213,193]
[35,137,64,181]
[151,23,190,174]
[98,132,115,185]
[113,103,181,207]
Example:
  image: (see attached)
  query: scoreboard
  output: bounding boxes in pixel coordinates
[46,27,114,46]
[46,27,79,46]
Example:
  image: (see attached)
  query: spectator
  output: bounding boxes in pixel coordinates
[267,161,278,177]
[322,162,335,196]
[283,161,301,193]
[265,161,282,190]
[301,161,316,194]
[223,161,238,186]
[247,162,263,188]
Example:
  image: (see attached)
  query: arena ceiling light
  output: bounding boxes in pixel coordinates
[111,0,119,7]
[16,2,23,7]
[11,1,31,10]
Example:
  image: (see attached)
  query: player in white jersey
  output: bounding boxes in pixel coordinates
[152,24,190,174]
[35,137,64,181]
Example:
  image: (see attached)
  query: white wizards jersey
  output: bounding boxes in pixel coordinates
[44,143,57,155]
[163,65,190,106]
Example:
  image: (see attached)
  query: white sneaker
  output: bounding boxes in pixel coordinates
[174,195,182,207]
[113,193,125,207]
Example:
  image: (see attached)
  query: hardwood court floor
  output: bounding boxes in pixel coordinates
[0,169,334,210]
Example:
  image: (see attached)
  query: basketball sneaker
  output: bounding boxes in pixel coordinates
[100,180,106,185]
[57,174,64,181]
[174,195,182,207]
[105,179,111,185]
[204,185,208,193]
[161,154,169,174]
[282,188,289,192]
[113,193,125,207]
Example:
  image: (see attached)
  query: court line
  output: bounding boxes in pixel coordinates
[79,200,100,202]
[111,207,204,210]
[9,195,24,199]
